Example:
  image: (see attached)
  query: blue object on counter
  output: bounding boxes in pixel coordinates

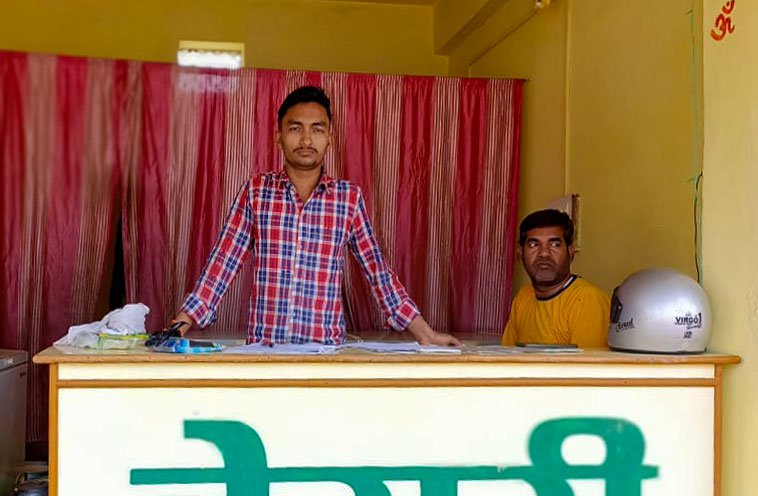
[151,337,223,354]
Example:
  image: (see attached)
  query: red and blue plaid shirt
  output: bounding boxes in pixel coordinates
[181,170,420,344]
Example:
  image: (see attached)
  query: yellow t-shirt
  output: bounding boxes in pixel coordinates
[502,276,610,348]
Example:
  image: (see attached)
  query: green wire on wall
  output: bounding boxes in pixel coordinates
[688,1,704,284]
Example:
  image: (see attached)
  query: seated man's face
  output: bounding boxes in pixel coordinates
[520,226,574,288]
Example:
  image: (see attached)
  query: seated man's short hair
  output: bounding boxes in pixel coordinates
[518,209,574,246]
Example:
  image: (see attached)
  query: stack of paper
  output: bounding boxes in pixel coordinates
[341,342,461,354]
[222,341,462,355]
[222,343,337,355]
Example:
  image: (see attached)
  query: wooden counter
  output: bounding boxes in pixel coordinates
[35,346,740,496]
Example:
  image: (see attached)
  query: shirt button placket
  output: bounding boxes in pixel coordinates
[288,194,304,338]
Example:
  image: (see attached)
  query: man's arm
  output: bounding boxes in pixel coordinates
[501,310,518,346]
[174,181,254,330]
[169,312,195,336]
[347,190,460,346]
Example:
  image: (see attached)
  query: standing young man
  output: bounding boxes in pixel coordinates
[164,86,459,346]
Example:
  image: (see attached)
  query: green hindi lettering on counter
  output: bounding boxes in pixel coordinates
[130,417,658,496]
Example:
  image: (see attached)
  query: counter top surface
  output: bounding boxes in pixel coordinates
[33,345,741,366]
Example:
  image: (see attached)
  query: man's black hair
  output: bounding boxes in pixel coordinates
[277,86,332,129]
[518,209,574,246]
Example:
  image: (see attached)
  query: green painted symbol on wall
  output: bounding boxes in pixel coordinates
[131,417,658,495]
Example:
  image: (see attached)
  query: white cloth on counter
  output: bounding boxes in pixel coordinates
[54,303,150,348]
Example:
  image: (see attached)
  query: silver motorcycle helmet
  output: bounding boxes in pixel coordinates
[608,268,712,354]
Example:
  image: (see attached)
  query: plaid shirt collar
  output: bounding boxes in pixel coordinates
[275,167,337,195]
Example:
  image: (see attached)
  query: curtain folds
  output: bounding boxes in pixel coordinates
[0,53,122,443]
[0,51,523,443]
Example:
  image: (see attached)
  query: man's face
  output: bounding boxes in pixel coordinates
[519,226,574,287]
[276,102,332,172]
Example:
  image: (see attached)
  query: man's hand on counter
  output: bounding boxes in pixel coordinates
[406,316,462,347]
[145,314,194,347]
[170,312,194,335]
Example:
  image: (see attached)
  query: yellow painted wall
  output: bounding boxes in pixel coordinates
[566,0,700,291]
[445,0,699,294]
[0,0,447,75]
[434,0,500,53]
[702,0,755,493]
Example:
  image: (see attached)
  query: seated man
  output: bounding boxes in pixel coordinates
[502,209,610,348]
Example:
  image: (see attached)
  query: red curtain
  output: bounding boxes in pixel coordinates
[0,51,522,442]
[0,53,123,443]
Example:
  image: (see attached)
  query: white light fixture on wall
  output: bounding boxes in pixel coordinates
[177,41,245,69]
[534,0,552,9]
